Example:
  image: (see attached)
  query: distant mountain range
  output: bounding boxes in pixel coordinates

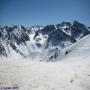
[0,20,90,61]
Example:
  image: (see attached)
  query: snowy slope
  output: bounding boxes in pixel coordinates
[0,35,90,90]
[63,35,90,61]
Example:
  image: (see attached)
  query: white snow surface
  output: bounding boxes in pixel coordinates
[0,35,90,90]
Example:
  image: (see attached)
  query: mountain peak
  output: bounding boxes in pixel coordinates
[0,21,90,61]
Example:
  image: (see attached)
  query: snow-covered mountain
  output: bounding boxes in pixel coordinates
[0,21,90,61]
[0,33,90,90]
